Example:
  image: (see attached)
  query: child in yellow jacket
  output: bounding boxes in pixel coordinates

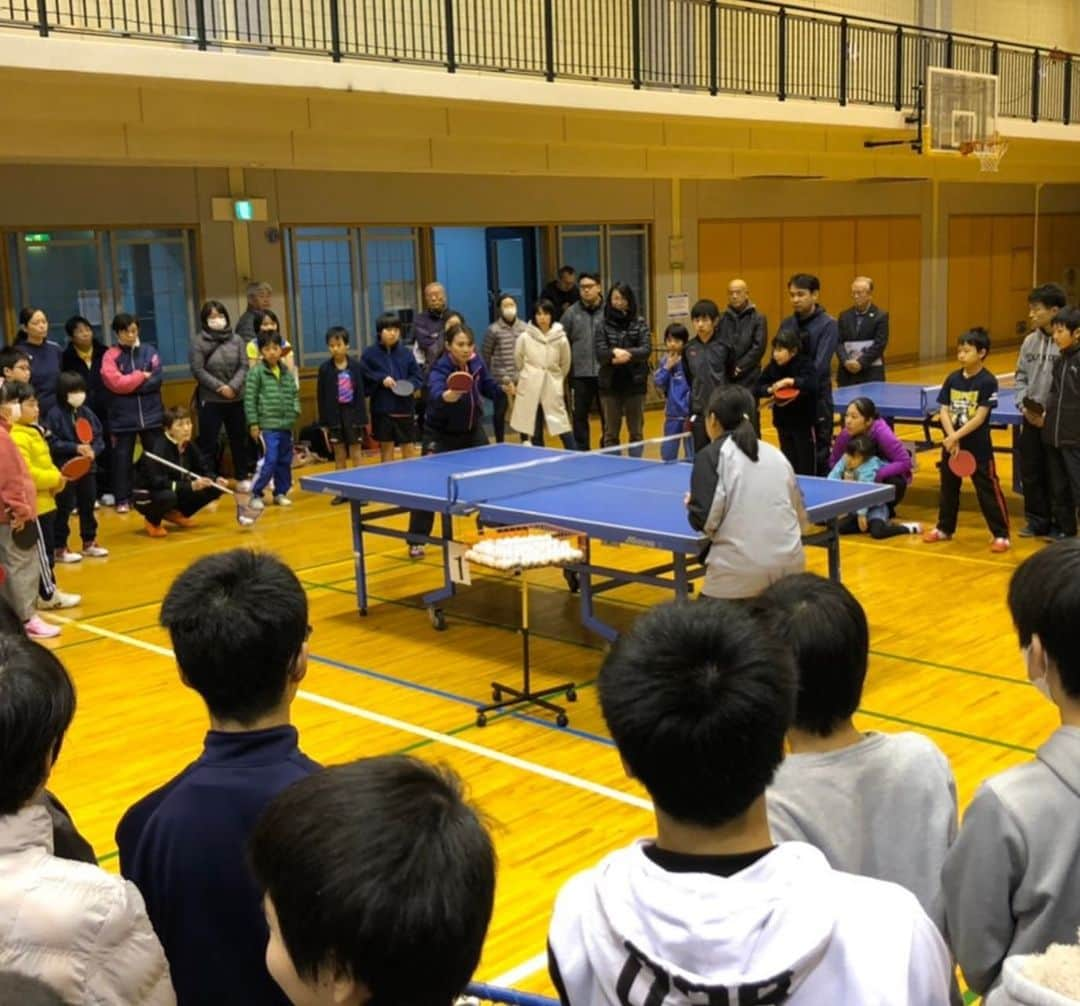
[9,382,80,611]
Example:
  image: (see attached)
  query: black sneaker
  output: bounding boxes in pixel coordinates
[1018,524,1049,538]
[1044,530,1071,542]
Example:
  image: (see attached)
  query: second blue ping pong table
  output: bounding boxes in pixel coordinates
[301,443,893,642]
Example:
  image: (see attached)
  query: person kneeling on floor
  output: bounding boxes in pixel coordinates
[133,405,227,538]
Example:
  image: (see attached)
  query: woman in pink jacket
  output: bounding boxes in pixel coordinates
[0,636,174,1005]
[829,395,914,514]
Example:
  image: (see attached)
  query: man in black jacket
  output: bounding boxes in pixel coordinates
[836,277,889,387]
[719,279,767,390]
[1043,308,1080,537]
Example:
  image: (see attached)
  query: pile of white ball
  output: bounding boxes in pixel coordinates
[465,534,584,570]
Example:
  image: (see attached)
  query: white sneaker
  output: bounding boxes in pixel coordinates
[273,495,292,507]
[38,589,81,610]
[248,497,266,510]
[25,616,60,638]
[99,494,116,506]
[235,480,253,493]
[55,549,83,564]
[901,522,922,535]
[82,542,109,558]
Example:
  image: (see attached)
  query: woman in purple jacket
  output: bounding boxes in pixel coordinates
[829,396,913,513]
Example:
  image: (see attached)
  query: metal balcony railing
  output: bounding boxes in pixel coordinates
[2,0,1076,125]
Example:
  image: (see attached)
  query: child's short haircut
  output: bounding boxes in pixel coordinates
[57,371,88,401]
[0,972,67,1005]
[251,309,280,331]
[788,273,821,293]
[0,381,21,407]
[845,434,876,459]
[774,328,801,353]
[756,574,869,737]
[250,756,496,1006]
[577,271,601,286]
[163,405,191,428]
[325,325,350,346]
[0,347,30,373]
[958,327,991,355]
[64,315,93,339]
[1028,283,1067,310]
[10,381,36,404]
[445,323,475,345]
[663,322,689,344]
[0,634,76,815]
[375,312,401,336]
[111,312,137,334]
[1008,539,1080,698]
[160,550,308,725]
[257,330,284,350]
[690,299,720,322]
[1053,308,1080,334]
[599,601,795,827]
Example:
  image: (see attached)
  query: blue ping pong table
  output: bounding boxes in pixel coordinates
[301,444,893,642]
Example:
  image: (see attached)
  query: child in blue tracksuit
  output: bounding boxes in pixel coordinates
[653,323,693,461]
[828,433,920,539]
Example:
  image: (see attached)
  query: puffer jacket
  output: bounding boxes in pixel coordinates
[562,299,605,379]
[244,360,301,431]
[101,343,164,433]
[481,317,526,382]
[0,803,175,1005]
[10,423,61,517]
[1043,342,1080,449]
[510,323,572,436]
[190,328,249,406]
[595,310,652,394]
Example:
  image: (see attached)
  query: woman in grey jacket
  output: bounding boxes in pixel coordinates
[482,294,526,443]
[189,301,250,479]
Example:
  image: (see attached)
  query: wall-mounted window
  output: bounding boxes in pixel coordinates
[6,228,199,373]
[557,224,651,322]
[285,226,420,364]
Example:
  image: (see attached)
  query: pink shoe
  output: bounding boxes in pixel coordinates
[990,537,1011,553]
[922,528,952,543]
[24,616,60,639]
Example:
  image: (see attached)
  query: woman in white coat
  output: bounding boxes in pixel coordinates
[510,298,576,449]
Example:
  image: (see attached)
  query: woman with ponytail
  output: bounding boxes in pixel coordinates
[686,386,806,599]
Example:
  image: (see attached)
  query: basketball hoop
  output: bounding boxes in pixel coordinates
[959,133,1008,173]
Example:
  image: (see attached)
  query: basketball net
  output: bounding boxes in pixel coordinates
[959,133,1008,173]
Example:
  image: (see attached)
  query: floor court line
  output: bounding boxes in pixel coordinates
[48,614,653,811]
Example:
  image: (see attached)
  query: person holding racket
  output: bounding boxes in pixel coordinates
[316,326,372,486]
[923,328,1011,552]
[361,312,423,464]
[405,324,504,559]
[44,371,108,562]
[754,328,818,476]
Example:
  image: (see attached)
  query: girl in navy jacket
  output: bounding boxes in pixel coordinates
[360,314,423,463]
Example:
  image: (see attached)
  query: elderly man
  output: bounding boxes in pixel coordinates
[412,282,450,371]
[235,281,273,339]
[719,278,767,390]
[836,276,889,387]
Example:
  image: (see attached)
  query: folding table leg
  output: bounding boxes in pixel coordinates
[349,501,368,616]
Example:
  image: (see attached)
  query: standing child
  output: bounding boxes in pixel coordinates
[62,316,112,504]
[0,347,32,386]
[316,326,371,484]
[245,331,301,510]
[8,383,79,613]
[101,313,163,515]
[828,434,921,538]
[923,328,1011,552]
[361,312,423,464]
[755,328,818,476]
[44,372,108,562]
[1041,308,1080,538]
[0,383,55,638]
[653,323,692,461]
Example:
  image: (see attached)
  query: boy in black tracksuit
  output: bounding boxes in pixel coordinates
[1043,308,1080,537]
[755,329,818,476]
[316,326,371,475]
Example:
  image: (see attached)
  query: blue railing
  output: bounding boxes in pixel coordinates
[2,0,1077,125]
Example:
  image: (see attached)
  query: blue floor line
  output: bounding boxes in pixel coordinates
[308,652,614,746]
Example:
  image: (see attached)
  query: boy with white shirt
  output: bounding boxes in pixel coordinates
[548,601,952,1006]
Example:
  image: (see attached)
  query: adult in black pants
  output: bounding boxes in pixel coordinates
[405,326,503,559]
[836,277,889,387]
[562,273,606,451]
[685,299,732,453]
[190,300,250,480]
[596,282,652,455]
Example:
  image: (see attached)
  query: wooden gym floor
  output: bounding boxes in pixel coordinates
[44,359,1049,997]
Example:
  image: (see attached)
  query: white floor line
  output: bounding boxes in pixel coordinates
[48,614,653,813]
[488,951,550,988]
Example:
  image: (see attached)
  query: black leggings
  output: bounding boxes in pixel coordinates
[837,514,914,539]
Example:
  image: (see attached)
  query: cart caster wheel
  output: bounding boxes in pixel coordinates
[476,712,487,727]
[429,608,447,631]
[556,713,569,728]
[565,686,577,702]
[563,569,580,593]
[492,687,502,701]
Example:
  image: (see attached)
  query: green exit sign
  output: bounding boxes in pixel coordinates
[233,200,254,221]
[23,233,51,244]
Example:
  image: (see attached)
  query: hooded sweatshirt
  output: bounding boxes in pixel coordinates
[549,840,952,1006]
[1014,328,1061,409]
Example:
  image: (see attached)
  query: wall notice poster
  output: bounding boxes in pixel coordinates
[666,293,690,318]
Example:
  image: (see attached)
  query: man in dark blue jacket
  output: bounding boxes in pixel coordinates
[116,550,318,1006]
[779,274,839,475]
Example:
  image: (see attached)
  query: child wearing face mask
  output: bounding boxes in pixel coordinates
[481,294,526,443]
[44,371,108,562]
[0,381,55,638]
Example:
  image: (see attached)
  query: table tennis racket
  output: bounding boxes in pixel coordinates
[446,371,473,393]
[75,417,93,444]
[948,449,977,478]
[392,379,415,397]
[60,456,93,481]
[774,387,800,403]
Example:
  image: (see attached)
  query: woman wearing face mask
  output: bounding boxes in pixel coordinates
[595,282,652,455]
[482,294,526,443]
[190,301,250,482]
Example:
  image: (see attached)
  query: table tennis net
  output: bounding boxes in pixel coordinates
[447,436,686,511]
